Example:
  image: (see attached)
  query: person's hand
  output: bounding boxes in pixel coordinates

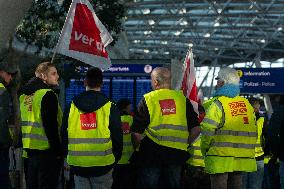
[268,155,277,168]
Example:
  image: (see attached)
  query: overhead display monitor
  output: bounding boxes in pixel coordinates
[237,68,284,94]
[64,60,170,109]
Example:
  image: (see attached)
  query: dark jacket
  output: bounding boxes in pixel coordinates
[130,95,199,166]
[268,105,284,161]
[20,77,62,156]
[61,90,123,177]
[0,81,12,148]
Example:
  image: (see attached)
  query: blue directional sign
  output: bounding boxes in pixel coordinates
[236,68,284,94]
[104,64,161,75]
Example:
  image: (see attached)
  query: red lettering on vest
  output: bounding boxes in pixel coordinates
[228,101,248,117]
[80,112,97,130]
[121,122,130,134]
[243,117,249,124]
[24,94,34,112]
[159,99,176,115]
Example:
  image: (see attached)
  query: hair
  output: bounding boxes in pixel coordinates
[117,98,131,111]
[152,67,171,86]
[85,67,103,88]
[217,67,240,85]
[248,97,260,106]
[35,62,56,77]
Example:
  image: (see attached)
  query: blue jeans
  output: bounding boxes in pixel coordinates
[136,165,182,189]
[280,161,284,189]
[263,162,280,189]
[74,169,113,189]
[242,160,264,189]
[0,148,11,189]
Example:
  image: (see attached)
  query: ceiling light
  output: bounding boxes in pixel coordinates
[180,20,188,26]
[278,27,283,31]
[204,33,211,38]
[164,51,169,55]
[214,22,220,27]
[161,41,168,45]
[142,9,150,14]
[179,8,187,14]
[148,20,155,25]
[188,43,193,47]
[133,40,140,43]
[260,39,265,43]
[174,31,181,36]
[144,31,152,35]
[217,9,222,14]
[215,48,219,51]
[144,49,149,53]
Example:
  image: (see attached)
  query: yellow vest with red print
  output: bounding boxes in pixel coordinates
[20,89,62,150]
[255,117,265,157]
[144,89,189,151]
[187,135,205,167]
[205,96,257,158]
[0,82,5,89]
[67,101,115,167]
[118,115,134,164]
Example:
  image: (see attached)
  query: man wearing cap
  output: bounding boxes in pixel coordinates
[0,50,17,189]
[200,67,257,189]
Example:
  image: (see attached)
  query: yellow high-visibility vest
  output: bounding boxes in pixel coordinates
[144,89,189,151]
[255,117,265,157]
[205,96,257,158]
[20,89,62,150]
[0,82,5,88]
[67,101,115,167]
[187,135,205,167]
[118,115,134,164]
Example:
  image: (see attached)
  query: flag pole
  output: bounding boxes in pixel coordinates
[51,0,77,63]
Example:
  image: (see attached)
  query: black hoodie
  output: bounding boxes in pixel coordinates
[61,90,123,177]
[20,77,62,156]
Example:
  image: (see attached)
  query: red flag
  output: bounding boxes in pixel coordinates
[55,0,113,70]
[181,50,199,114]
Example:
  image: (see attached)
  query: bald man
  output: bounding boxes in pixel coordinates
[131,67,199,189]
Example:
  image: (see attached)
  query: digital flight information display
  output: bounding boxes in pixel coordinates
[136,77,152,104]
[64,61,169,109]
[112,77,134,105]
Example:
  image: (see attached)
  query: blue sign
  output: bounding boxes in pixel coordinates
[237,68,284,94]
[104,64,161,74]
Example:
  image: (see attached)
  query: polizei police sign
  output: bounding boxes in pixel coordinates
[236,68,284,94]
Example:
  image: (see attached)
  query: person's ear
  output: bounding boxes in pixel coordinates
[153,79,159,88]
[41,73,47,81]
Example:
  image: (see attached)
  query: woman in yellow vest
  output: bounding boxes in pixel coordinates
[242,98,266,189]
[201,67,257,189]
[61,67,123,189]
[112,98,136,189]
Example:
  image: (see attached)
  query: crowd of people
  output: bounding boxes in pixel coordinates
[0,54,283,189]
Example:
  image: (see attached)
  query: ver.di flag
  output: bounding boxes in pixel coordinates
[181,49,199,114]
[55,0,113,70]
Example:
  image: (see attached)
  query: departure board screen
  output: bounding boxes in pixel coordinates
[102,78,110,98]
[136,77,152,104]
[66,78,111,105]
[65,79,84,105]
[112,77,134,105]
